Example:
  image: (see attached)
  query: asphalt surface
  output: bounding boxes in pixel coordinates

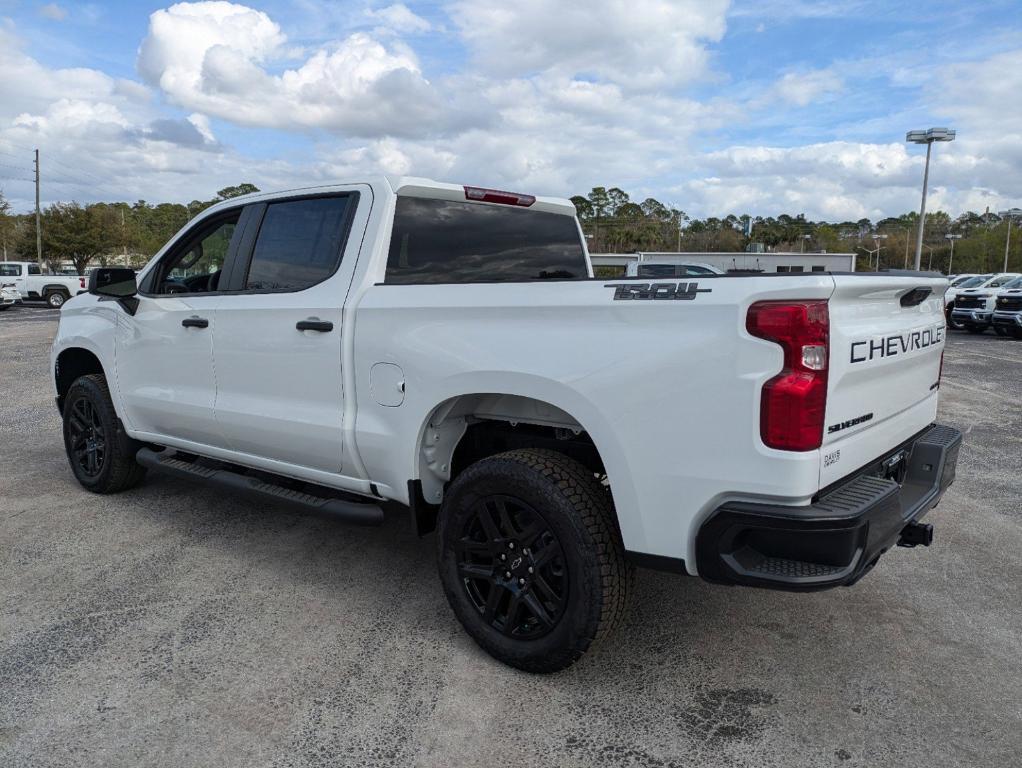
[1,304,1020,768]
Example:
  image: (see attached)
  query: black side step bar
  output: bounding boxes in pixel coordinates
[136,447,384,526]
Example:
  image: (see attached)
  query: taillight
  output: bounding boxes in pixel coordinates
[80,277,86,289]
[747,300,829,451]
[464,186,536,207]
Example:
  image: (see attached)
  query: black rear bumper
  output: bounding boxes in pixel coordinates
[696,423,962,591]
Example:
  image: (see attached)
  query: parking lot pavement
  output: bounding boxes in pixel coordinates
[1,311,1020,768]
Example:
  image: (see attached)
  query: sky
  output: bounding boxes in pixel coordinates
[0,0,1019,221]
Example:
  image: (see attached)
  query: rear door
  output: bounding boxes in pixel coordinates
[821,274,948,486]
[212,188,369,473]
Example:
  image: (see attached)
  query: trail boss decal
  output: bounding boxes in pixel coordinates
[850,325,944,364]
[605,282,712,301]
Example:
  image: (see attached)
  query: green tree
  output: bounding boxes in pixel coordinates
[0,190,14,261]
[29,202,118,274]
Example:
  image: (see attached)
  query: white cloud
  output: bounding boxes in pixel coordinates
[367,3,432,35]
[136,1,454,137]
[38,3,67,21]
[446,0,729,89]
[771,69,843,107]
[2,1,1020,227]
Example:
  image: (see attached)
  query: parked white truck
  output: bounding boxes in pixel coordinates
[50,177,962,671]
[950,273,1022,334]
[0,261,87,307]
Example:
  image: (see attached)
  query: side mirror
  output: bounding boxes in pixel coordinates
[89,267,137,297]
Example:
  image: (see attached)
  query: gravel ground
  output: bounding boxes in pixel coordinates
[1,305,1020,768]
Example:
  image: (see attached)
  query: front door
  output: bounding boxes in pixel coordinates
[115,209,242,449]
[212,191,364,473]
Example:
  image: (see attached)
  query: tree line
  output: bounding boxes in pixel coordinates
[572,186,1021,274]
[0,182,1018,275]
[0,184,258,274]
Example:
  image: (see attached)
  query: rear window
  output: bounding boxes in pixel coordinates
[637,263,713,278]
[385,197,587,284]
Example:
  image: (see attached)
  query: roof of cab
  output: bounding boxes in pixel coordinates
[194,176,578,219]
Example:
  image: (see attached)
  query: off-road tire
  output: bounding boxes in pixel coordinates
[46,289,69,308]
[62,374,147,493]
[437,448,632,673]
[946,308,964,330]
[993,326,1007,337]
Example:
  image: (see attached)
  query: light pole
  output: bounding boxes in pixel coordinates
[944,233,962,275]
[923,243,935,270]
[999,208,1022,272]
[857,234,887,270]
[872,233,888,269]
[800,233,811,253]
[907,127,956,270]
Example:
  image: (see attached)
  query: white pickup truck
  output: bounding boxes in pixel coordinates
[0,261,87,307]
[50,177,962,672]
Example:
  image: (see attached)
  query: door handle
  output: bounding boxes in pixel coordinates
[296,319,334,332]
[182,317,209,328]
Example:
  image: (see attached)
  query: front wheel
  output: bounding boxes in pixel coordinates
[946,308,964,330]
[437,449,632,673]
[62,374,146,493]
[46,290,68,308]
[994,326,1007,337]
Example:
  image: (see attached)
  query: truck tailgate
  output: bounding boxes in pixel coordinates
[821,274,948,487]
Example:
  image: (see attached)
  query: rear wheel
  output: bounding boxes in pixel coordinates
[437,448,631,673]
[45,289,69,308]
[62,374,146,493]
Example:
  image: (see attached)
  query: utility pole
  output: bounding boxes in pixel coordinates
[34,148,42,269]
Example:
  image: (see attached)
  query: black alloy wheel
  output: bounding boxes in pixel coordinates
[438,449,632,673]
[67,395,106,478]
[62,374,147,493]
[455,494,567,639]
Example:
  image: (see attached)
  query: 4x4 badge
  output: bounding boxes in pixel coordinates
[604,282,712,301]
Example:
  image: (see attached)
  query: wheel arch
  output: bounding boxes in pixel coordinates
[55,347,106,414]
[408,381,637,543]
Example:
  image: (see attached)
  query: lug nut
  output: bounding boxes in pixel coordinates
[508,542,515,550]
[500,553,507,561]
[518,578,525,586]
[505,571,512,579]
[528,566,534,574]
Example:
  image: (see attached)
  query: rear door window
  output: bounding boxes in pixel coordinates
[244,196,353,292]
[0,264,19,277]
[385,197,587,284]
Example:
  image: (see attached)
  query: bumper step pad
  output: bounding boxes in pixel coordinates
[696,422,963,591]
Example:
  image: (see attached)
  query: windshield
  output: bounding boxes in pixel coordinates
[958,275,991,288]
[999,276,1022,290]
[988,275,1020,288]
[950,275,974,287]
